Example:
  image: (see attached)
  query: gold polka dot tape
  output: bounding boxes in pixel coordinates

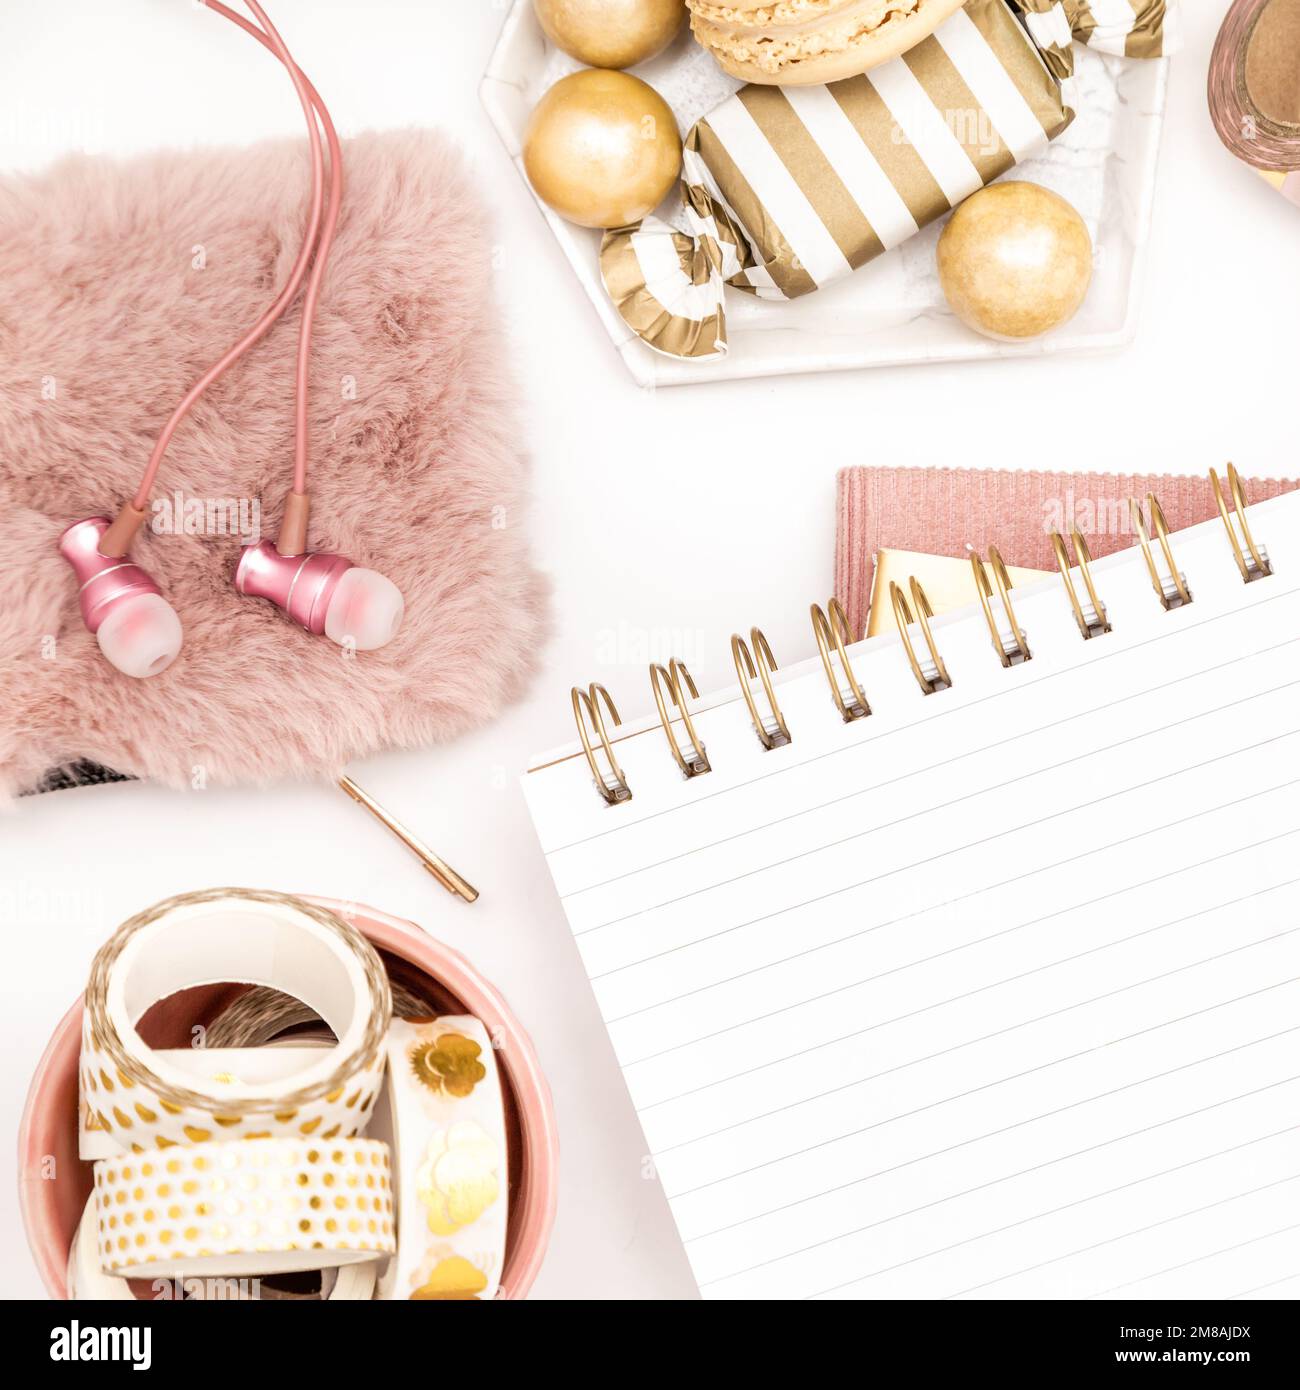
[79,889,391,1157]
[68,1198,134,1301]
[69,1193,379,1300]
[374,1017,508,1300]
[92,1137,395,1280]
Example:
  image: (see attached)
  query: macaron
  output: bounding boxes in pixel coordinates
[687,0,968,85]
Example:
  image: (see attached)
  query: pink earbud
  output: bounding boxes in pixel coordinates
[234,541,404,651]
[57,4,400,677]
[58,518,184,678]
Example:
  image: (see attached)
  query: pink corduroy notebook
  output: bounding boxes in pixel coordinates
[834,467,1300,639]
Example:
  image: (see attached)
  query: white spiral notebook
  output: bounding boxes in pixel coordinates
[523,478,1300,1301]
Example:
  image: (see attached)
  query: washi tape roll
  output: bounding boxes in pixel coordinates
[69,1195,380,1299]
[79,889,391,1155]
[204,978,439,1048]
[80,1047,338,1162]
[377,1017,509,1300]
[216,1261,378,1300]
[92,1136,395,1279]
[68,1199,134,1300]
[1210,0,1300,205]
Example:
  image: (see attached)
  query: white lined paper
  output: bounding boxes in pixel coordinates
[524,490,1300,1299]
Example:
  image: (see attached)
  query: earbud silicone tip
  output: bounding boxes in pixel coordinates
[324,567,404,651]
[94,592,183,679]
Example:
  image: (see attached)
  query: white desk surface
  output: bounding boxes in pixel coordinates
[1,0,1295,1299]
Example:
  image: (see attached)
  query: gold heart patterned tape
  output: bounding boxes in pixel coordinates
[68,1195,379,1300]
[599,0,1176,359]
[373,1017,509,1301]
[91,1136,395,1279]
[79,889,392,1156]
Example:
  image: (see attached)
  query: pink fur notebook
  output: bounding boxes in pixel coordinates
[834,467,1299,640]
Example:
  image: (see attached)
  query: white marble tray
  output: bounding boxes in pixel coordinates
[480,1,1168,389]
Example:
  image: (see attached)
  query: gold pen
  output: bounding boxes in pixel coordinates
[338,775,479,904]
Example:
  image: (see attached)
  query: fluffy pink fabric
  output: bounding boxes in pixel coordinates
[0,131,547,797]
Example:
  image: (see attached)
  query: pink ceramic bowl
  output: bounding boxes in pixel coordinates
[18,895,559,1300]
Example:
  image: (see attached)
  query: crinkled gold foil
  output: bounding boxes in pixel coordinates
[600,217,730,360]
[1015,0,1177,73]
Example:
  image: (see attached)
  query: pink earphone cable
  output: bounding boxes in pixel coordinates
[209,0,344,503]
[61,3,403,673]
[109,1,340,552]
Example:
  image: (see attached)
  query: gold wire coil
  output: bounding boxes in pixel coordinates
[890,577,952,694]
[1051,528,1111,639]
[571,683,631,804]
[649,659,711,777]
[732,628,790,749]
[1210,463,1272,583]
[811,598,870,721]
[1130,493,1192,609]
[970,547,1031,666]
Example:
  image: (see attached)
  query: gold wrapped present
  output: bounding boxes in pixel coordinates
[600,0,1175,360]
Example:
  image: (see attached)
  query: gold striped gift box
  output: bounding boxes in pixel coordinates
[600,0,1175,361]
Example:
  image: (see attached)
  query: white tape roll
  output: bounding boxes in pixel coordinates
[69,1195,380,1299]
[79,1047,337,1162]
[183,1261,378,1301]
[79,889,391,1156]
[68,1198,134,1300]
[378,1017,509,1300]
[92,1136,395,1279]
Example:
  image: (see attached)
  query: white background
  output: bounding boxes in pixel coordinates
[0,0,1295,1299]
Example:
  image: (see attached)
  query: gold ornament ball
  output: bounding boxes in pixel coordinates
[533,0,687,70]
[523,69,682,229]
[936,182,1093,341]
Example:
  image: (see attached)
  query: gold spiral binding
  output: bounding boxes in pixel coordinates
[970,547,1031,666]
[810,598,870,721]
[649,659,711,777]
[732,628,791,749]
[1051,529,1111,639]
[571,683,631,804]
[890,577,952,694]
[1130,493,1192,610]
[1210,463,1272,582]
